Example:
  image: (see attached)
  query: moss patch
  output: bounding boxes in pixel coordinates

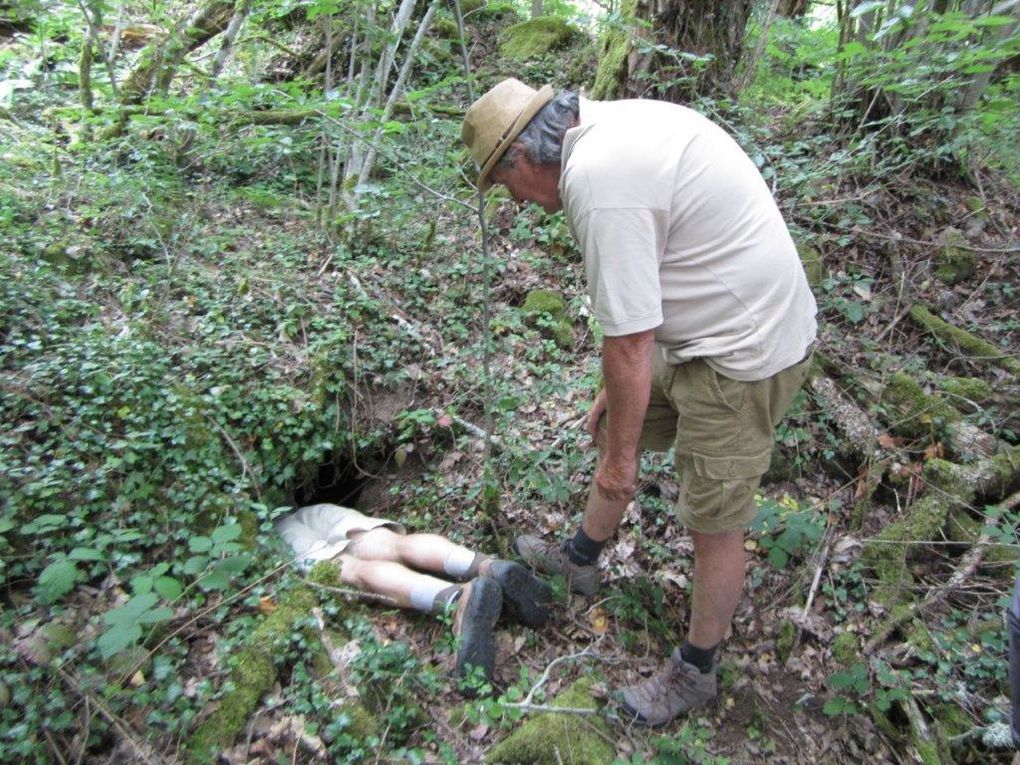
[832,632,859,665]
[934,228,976,286]
[186,587,318,763]
[776,619,797,663]
[910,305,1020,377]
[522,289,573,348]
[935,376,993,407]
[485,677,611,764]
[590,0,635,100]
[499,16,577,60]
[881,372,959,439]
[797,241,827,287]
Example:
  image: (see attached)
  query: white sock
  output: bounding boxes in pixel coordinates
[442,547,478,579]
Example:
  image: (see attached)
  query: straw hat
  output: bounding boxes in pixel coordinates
[462,79,554,191]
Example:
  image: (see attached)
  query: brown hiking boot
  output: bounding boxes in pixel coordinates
[615,649,717,727]
[481,559,554,628]
[452,576,502,696]
[514,534,599,596]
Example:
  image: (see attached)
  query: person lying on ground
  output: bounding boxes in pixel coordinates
[276,502,552,695]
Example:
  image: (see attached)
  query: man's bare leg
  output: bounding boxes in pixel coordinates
[687,527,746,649]
[334,552,456,611]
[346,527,489,580]
[347,528,552,628]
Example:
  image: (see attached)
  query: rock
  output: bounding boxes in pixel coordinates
[485,677,611,764]
[499,16,578,60]
[934,227,976,286]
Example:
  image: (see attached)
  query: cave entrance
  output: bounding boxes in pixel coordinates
[291,451,367,508]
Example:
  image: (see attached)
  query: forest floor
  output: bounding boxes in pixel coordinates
[3,7,1020,765]
[229,168,1017,764]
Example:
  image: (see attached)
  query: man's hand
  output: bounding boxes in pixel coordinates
[594,453,638,502]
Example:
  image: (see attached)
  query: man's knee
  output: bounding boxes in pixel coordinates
[347,527,402,560]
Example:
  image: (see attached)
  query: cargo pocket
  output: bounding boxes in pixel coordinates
[675,450,773,533]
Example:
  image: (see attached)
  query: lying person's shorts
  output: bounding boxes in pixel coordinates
[276,503,405,570]
[601,347,813,534]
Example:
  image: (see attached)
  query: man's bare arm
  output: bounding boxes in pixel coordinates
[595,329,655,502]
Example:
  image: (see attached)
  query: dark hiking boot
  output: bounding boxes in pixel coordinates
[514,534,599,596]
[483,559,554,628]
[615,648,717,727]
[453,576,502,696]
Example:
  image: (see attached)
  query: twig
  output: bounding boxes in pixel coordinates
[208,415,263,501]
[503,637,605,712]
[790,529,834,656]
[846,227,1019,255]
[305,579,400,608]
[56,666,168,765]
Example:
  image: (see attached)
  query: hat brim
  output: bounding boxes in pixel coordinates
[477,84,555,192]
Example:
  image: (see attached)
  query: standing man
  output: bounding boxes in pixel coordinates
[461,79,817,727]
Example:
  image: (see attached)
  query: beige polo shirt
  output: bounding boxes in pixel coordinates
[559,98,817,382]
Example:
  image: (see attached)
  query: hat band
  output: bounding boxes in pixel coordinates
[483,107,528,169]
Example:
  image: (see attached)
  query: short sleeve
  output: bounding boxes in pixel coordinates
[573,207,665,336]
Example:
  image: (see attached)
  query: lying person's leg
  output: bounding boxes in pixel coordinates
[348,527,553,628]
[336,552,502,695]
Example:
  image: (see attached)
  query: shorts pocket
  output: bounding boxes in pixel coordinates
[691,451,773,480]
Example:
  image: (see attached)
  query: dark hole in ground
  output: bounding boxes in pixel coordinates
[292,451,367,508]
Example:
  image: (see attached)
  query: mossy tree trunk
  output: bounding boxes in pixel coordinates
[592,0,754,102]
[120,0,234,105]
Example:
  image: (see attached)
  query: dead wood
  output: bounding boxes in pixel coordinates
[909,304,1020,378]
[808,374,880,459]
[862,445,1020,612]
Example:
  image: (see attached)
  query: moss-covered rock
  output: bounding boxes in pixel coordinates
[499,16,577,60]
[522,289,573,348]
[485,677,611,764]
[186,587,318,763]
[934,228,976,286]
[832,632,859,666]
[797,241,827,287]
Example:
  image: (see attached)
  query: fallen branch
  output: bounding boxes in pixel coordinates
[864,488,1020,654]
[305,578,399,607]
[909,304,1020,378]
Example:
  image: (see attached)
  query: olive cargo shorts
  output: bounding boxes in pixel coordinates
[636,349,813,534]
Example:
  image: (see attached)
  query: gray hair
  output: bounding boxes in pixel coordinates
[498,91,579,170]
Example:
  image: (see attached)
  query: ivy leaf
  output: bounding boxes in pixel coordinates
[36,559,79,604]
[69,547,106,561]
[183,555,210,575]
[211,524,243,545]
[154,576,183,601]
[189,536,213,553]
[97,593,171,658]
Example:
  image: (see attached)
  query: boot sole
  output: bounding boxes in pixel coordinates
[455,577,502,695]
[492,562,553,629]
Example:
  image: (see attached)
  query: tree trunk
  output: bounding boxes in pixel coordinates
[593,0,754,102]
[777,0,809,16]
[120,0,234,104]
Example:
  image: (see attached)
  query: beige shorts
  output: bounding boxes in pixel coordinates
[612,348,813,534]
[276,503,405,569]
